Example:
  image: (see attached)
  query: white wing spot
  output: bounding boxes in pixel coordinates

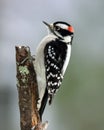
[47,67,50,72]
[47,59,50,64]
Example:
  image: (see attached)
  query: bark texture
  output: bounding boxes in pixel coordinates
[16,46,40,130]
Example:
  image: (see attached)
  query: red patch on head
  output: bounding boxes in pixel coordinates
[68,26,74,33]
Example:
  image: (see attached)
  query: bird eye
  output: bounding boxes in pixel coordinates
[55,26,60,31]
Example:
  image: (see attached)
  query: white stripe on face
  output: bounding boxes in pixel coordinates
[56,23,68,30]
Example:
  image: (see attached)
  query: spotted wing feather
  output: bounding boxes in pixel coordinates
[44,39,67,104]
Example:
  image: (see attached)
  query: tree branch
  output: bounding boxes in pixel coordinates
[15,46,48,130]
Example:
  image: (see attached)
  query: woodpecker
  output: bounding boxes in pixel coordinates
[34,21,74,119]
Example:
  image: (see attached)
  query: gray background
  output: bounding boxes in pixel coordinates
[0,0,104,130]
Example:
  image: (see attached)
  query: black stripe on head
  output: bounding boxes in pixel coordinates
[53,21,70,26]
[58,28,73,36]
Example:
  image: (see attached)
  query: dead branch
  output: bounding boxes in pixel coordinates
[15,46,48,130]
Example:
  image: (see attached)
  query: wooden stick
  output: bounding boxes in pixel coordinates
[15,46,48,130]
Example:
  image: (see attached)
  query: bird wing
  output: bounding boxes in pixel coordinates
[44,39,67,104]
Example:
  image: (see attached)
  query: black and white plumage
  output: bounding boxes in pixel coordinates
[44,40,67,104]
[34,21,74,119]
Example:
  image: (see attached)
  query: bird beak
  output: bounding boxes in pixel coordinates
[43,21,54,32]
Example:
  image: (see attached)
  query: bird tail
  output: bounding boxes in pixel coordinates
[39,88,48,120]
[48,94,54,105]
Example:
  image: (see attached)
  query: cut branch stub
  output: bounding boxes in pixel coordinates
[16,46,40,130]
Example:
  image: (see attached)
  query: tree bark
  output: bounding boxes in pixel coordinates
[15,46,48,130]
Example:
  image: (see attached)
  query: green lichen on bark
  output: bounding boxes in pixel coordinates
[19,65,29,75]
[18,65,30,84]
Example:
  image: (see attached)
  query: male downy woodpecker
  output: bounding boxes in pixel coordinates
[34,21,74,119]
